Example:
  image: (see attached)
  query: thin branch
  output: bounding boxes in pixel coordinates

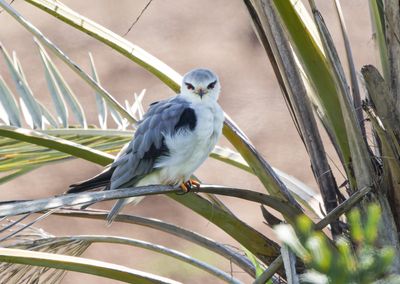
[22,0,182,91]
[52,208,256,278]
[252,256,283,284]
[315,185,372,230]
[123,0,154,36]
[0,0,13,13]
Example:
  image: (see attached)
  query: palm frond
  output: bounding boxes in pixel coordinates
[54,208,257,277]
[0,215,89,284]
[0,248,179,284]
[13,235,242,284]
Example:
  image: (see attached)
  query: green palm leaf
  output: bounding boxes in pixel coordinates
[0,125,114,166]
[0,248,179,284]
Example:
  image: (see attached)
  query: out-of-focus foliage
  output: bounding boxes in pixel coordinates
[275,204,400,284]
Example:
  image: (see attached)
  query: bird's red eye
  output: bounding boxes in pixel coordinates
[207,80,217,89]
[185,83,195,90]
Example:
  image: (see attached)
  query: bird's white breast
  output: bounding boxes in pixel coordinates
[155,101,224,184]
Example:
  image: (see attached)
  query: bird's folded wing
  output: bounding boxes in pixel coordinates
[110,96,195,189]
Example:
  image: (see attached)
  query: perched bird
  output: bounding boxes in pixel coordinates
[68,68,224,223]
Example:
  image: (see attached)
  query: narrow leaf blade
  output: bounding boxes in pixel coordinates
[34,39,87,128]
[37,101,59,128]
[37,46,69,127]
[0,76,21,127]
[89,52,107,129]
[0,44,42,129]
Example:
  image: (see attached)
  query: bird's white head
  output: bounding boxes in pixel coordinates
[180,68,221,104]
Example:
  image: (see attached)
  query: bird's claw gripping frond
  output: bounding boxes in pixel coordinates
[178,179,201,194]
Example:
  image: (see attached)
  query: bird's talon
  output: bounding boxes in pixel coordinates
[185,179,201,190]
[179,183,190,194]
[190,179,201,189]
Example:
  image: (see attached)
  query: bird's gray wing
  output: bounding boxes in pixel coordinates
[109,96,195,190]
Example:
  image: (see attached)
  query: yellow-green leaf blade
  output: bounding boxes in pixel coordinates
[272,0,351,169]
[0,248,180,284]
[0,125,113,166]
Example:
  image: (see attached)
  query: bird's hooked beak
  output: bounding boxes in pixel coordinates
[197,88,206,99]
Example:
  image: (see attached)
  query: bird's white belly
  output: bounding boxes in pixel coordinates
[155,104,223,185]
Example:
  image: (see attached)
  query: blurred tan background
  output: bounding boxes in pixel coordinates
[0,0,375,283]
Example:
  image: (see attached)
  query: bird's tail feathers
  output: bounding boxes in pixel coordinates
[67,167,114,194]
[106,196,144,225]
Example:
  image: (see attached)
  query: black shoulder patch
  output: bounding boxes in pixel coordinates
[175,108,197,131]
[150,101,160,106]
[142,138,169,160]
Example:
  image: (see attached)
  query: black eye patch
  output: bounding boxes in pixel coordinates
[185,82,195,90]
[207,80,217,89]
